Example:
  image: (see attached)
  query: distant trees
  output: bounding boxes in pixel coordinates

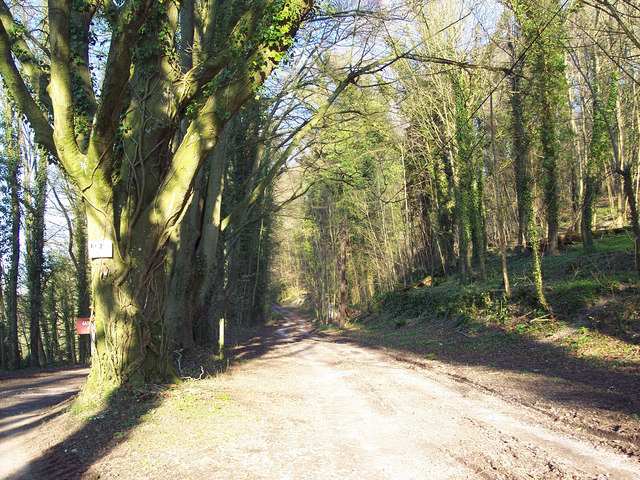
[0,99,90,368]
[1,103,22,368]
[269,0,640,322]
[24,146,48,366]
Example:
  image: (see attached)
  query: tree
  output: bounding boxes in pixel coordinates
[0,0,314,393]
[489,93,511,298]
[23,147,48,366]
[339,219,347,329]
[0,103,22,368]
[508,38,531,250]
[505,5,549,309]
[71,191,91,362]
[0,264,6,368]
[52,177,91,362]
[515,0,568,255]
[451,70,486,283]
[581,66,617,250]
[293,73,406,320]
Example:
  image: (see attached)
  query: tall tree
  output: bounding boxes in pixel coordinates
[0,264,6,368]
[51,178,91,362]
[1,105,22,368]
[0,0,314,393]
[517,0,567,255]
[23,147,48,366]
[507,6,549,308]
[451,70,486,282]
[339,219,347,329]
[508,38,531,250]
[72,190,91,362]
[581,66,617,250]
[489,93,511,298]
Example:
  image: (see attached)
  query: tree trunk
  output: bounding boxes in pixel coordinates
[529,218,550,311]
[568,88,581,231]
[509,43,530,251]
[165,124,227,349]
[25,149,48,367]
[0,265,7,369]
[451,71,473,283]
[83,213,176,391]
[471,172,487,282]
[48,281,61,361]
[541,96,560,256]
[6,133,21,369]
[619,165,640,272]
[40,307,52,364]
[72,194,91,363]
[490,94,510,298]
[62,289,77,363]
[581,180,597,250]
[339,220,347,329]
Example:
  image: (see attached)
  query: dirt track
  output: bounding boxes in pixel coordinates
[1,308,639,479]
[0,366,89,479]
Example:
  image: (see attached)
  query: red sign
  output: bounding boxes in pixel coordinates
[77,318,91,335]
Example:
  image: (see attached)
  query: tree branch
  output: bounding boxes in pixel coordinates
[220,55,402,232]
[87,0,155,169]
[0,19,54,152]
[47,0,83,162]
[0,0,52,112]
[404,54,513,75]
[139,0,315,254]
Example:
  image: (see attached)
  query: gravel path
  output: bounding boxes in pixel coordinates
[2,308,639,479]
[199,306,639,479]
[91,306,639,479]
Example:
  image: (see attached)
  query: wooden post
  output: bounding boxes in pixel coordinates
[219,317,225,359]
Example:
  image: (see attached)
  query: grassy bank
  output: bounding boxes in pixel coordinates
[338,232,639,380]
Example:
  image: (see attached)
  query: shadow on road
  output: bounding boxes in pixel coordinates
[308,306,640,441]
[11,385,162,480]
[0,368,89,439]
[9,314,301,479]
[8,301,640,478]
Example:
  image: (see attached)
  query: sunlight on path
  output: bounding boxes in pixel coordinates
[0,368,89,479]
[84,310,640,479]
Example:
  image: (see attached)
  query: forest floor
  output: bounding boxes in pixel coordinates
[1,305,639,479]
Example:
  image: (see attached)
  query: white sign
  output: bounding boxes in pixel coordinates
[88,240,113,259]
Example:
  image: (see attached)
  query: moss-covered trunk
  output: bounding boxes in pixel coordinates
[0,0,314,397]
[84,210,175,396]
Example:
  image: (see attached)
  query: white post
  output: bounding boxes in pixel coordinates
[219,317,225,359]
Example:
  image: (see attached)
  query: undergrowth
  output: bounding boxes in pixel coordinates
[351,233,639,371]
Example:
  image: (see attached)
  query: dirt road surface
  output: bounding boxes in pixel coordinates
[0,366,89,479]
[2,308,639,479]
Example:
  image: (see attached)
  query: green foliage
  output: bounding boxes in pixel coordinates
[375,283,503,326]
[549,279,614,314]
[294,79,405,323]
[362,229,636,325]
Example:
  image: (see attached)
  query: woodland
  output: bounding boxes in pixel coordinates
[0,0,639,400]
